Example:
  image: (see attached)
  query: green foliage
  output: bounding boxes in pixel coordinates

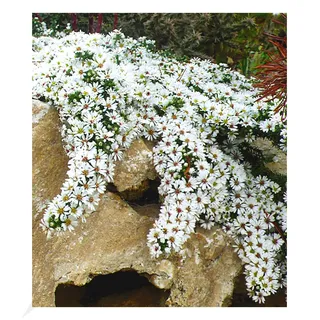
[32,13,286,78]
[67,91,83,104]
[116,13,287,78]
[233,13,286,77]
[75,50,95,61]
[117,13,253,61]
[238,46,269,77]
[32,13,70,35]
[166,96,185,110]
[32,16,43,37]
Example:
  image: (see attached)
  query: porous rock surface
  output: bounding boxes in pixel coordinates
[32,99,51,128]
[166,228,243,307]
[252,137,287,176]
[32,103,242,307]
[113,138,157,200]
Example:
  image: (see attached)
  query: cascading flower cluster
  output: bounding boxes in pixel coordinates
[32,28,287,304]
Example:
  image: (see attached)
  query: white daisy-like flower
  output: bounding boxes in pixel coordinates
[252,290,267,304]
[150,243,162,258]
[167,153,184,172]
[33,29,286,304]
[61,214,78,232]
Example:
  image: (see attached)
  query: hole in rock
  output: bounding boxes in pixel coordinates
[130,178,161,206]
[106,183,118,193]
[126,179,161,218]
[107,178,161,206]
[55,270,170,307]
[231,272,287,307]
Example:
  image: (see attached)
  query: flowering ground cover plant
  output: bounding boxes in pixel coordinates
[32,27,287,305]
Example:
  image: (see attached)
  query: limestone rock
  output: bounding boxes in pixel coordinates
[165,228,242,307]
[129,203,161,219]
[32,105,69,307]
[32,99,51,128]
[113,139,157,200]
[32,104,69,221]
[32,105,242,307]
[150,260,175,289]
[252,137,287,176]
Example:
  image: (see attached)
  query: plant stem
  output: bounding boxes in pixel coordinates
[70,13,78,32]
[89,14,94,33]
[264,210,286,243]
[35,13,42,22]
[113,13,118,30]
[96,14,103,33]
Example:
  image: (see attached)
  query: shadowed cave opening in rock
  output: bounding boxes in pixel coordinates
[107,178,161,206]
[129,178,161,206]
[55,270,170,307]
[106,178,162,218]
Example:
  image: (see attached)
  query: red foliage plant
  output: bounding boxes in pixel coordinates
[88,14,94,33]
[70,13,78,32]
[96,14,103,33]
[254,14,287,121]
[85,13,104,33]
[113,13,118,30]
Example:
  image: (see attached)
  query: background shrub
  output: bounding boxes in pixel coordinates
[32,13,286,77]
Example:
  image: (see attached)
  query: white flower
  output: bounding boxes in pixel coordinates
[150,243,162,258]
[61,215,78,232]
[33,30,286,304]
[85,192,101,211]
[191,190,210,212]
[255,175,270,190]
[71,186,89,206]
[111,142,123,161]
[144,126,158,141]
[184,176,198,192]
[229,177,245,191]
[167,232,182,252]
[147,228,161,244]
[252,290,267,304]
[234,216,249,235]
[167,153,184,172]
[198,170,215,191]
[199,214,215,230]
[270,233,285,251]
[182,215,196,234]
[260,119,276,133]
[91,175,107,194]
[69,204,84,218]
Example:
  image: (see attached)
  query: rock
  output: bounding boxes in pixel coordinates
[165,228,242,307]
[150,260,175,289]
[32,104,69,307]
[128,203,161,219]
[252,138,287,176]
[33,191,160,306]
[32,99,51,128]
[33,194,241,307]
[32,105,242,307]
[32,104,69,221]
[113,138,157,200]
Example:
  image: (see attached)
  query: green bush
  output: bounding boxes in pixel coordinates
[32,13,286,78]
